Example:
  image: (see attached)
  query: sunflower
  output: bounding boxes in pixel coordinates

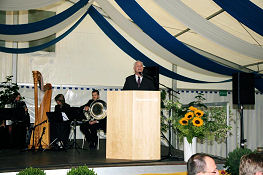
[184,112,194,120]
[189,106,198,111]
[192,117,203,127]
[179,118,188,125]
[194,110,204,117]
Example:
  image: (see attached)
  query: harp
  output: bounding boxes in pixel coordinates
[28,71,52,149]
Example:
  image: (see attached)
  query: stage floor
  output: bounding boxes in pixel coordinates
[0,140,224,173]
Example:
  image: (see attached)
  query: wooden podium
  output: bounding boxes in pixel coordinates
[106,91,160,160]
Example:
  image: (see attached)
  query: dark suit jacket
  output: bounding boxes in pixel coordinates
[123,75,156,90]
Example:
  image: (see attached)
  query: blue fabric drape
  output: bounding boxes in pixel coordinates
[213,0,263,36]
[0,0,88,35]
[88,6,231,84]
[114,0,239,77]
[0,10,89,53]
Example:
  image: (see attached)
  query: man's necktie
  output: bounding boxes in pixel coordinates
[138,77,141,88]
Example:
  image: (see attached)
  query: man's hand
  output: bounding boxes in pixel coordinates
[84,106,90,111]
[89,120,98,125]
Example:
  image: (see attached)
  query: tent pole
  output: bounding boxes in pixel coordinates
[12,11,19,83]
[174,9,224,38]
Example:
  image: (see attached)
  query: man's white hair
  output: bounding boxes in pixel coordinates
[133,60,144,67]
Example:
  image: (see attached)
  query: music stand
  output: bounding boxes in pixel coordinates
[46,112,63,122]
[66,107,85,150]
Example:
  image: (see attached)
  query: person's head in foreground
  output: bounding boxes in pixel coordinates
[187,153,219,175]
[239,153,263,175]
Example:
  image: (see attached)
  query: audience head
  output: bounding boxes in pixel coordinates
[187,153,219,175]
[55,94,65,105]
[92,90,99,101]
[239,153,263,175]
[133,60,144,76]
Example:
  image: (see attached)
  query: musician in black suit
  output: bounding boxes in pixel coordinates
[50,94,71,149]
[80,90,106,149]
[123,60,156,90]
[10,92,30,149]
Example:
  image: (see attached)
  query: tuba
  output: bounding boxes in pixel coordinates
[84,100,107,121]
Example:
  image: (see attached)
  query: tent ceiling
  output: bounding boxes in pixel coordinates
[103,0,263,73]
[1,0,263,73]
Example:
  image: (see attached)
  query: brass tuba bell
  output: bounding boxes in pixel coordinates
[84,100,107,121]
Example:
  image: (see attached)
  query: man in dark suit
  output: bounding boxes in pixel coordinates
[80,90,106,149]
[10,93,30,149]
[123,61,156,90]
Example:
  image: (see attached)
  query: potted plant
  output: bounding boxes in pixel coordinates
[16,167,46,175]
[67,166,97,175]
[165,93,232,143]
[0,75,20,108]
[163,93,232,161]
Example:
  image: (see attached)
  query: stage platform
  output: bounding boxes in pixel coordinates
[0,140,225,175]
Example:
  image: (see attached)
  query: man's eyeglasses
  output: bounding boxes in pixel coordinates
[202,169,218,174]
[204,172,217,174]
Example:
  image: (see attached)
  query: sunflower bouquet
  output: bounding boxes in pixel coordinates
[176,105,207,143]
[164,93,231,144]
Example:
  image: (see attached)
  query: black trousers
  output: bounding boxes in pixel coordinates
[0,126,8,149]
[79,119,106,146]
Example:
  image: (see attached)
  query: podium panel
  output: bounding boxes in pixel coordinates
[106,91,160,160]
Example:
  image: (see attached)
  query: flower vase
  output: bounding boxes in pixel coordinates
[184,137,197,162]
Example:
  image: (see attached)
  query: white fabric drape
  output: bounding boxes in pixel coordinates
[0,1,93,42]
[96,0,228,78]
[0,0,62,11]
[18,84,263,157]
[154,0,263,59]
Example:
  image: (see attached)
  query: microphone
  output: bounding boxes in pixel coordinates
[139,72,143,76]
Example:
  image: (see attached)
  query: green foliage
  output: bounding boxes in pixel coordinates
[206,106,231,142]
[224,147,253,175]
[16,167,46,175]
[0,76,20,108]
[67,166,97,175]
[162,93,232,143]
[160,90,170,132]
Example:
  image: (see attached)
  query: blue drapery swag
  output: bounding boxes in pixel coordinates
[0,10,89,53]
[114,0,239,77]
[0,5,231,84]
[0,0,89,35]
[0,1,262,91]
[88,6,231,84]
[213,0,263,37]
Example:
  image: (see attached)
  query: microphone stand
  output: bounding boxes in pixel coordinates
[38,127,46,151]
[29,120,47,151]
[238,104,246,148]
